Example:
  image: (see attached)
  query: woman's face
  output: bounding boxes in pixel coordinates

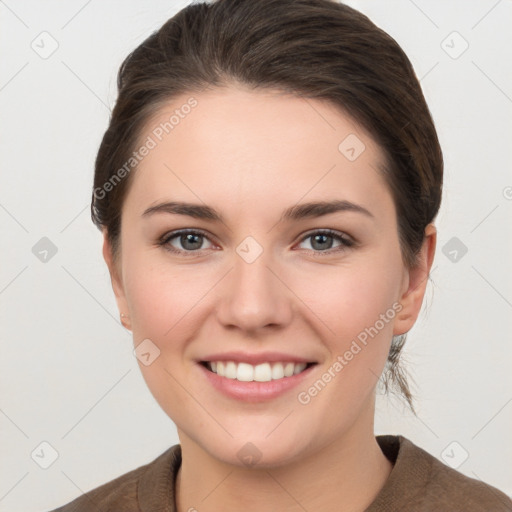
[105,85,432,467]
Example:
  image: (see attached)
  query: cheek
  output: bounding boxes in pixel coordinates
[293,257,402,419]
[121,254,211,419]
[123,249,217,351]
[297,253,403,409]
[299,252,402,346]
[127,270,174,342]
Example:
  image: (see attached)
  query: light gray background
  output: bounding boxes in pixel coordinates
[1,1,511,510]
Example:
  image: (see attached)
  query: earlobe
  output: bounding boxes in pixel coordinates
[393,224,437,336]
[102,231,132,330]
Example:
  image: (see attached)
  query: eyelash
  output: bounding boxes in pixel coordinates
[157,228,356,257]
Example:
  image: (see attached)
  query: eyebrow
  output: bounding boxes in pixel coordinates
[142,199,374,222]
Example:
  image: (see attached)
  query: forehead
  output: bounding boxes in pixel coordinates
[124,85,393,222]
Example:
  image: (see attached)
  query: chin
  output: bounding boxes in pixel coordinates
[214,438,306,469]
[190,425,313,469]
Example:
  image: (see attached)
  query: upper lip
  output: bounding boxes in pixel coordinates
[198,351,317,365]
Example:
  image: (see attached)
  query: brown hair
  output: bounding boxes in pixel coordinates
[91,0,443,413]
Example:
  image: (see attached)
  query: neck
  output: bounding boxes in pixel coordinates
[175,402,392,512]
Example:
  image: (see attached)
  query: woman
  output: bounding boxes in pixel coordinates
[51,0,512,510]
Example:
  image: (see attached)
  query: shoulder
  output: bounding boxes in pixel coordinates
[49,465,142,512]
[373,435,512,511]
[47,444,181,512]
[419,442,512,511]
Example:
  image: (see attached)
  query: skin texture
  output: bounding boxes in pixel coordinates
[103,84,436,512]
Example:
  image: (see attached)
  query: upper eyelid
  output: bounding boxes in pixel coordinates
[160,228,215,244]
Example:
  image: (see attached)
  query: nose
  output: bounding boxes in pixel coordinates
[215,249,294,333]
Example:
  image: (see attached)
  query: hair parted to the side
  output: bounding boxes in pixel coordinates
[91,0,443,414]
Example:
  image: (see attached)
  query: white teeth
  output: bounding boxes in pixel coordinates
[254,363,272,382]
[271,363,284,379]
[237,362,254,382]
[225,361,237,379]
[294,363,307,375]
[207,360,310,382]
[284,362,295,377]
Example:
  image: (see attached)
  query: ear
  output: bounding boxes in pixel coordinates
[102,230,132,331]
[393,223,437,336]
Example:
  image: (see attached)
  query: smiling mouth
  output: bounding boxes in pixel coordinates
[200,360,317,382]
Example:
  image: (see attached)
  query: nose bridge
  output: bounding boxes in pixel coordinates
[216,241,292,331]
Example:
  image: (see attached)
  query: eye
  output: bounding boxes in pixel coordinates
[158,228,355,256]
[159,229,215,255]
[296,229,355,255]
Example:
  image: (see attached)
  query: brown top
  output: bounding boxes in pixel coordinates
[50,435,512,511]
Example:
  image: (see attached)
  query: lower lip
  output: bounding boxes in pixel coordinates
[198,363,316,402]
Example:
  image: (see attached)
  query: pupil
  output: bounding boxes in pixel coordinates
[313,234,332,250]
[182,233,202,250]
